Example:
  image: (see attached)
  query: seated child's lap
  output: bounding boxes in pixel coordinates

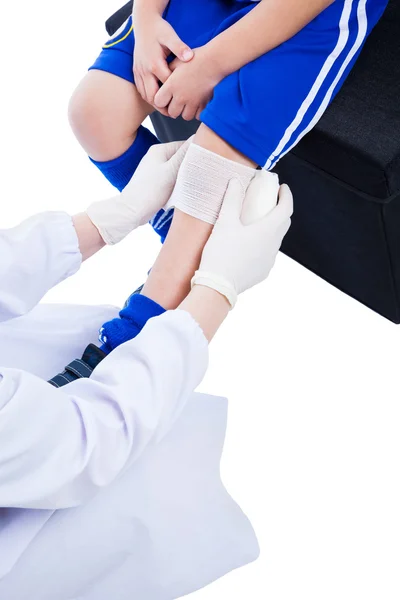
[90,0,388,168]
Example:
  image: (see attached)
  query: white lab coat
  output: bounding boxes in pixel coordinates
[0,213,258,599]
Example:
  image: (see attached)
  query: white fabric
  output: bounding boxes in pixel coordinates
[166,144,255,225]
[192,176,293,307]
[0,211,209,510]
[87,140,189,245]
[0,212,259,598]
[1,309,210,509]
[0,306,259,599]
[0,306,118,581]
[0,212,81,322]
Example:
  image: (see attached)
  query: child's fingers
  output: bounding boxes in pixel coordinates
[155,106,170,118]
[160,23,193,63]
[196,103,207,121]
[152,59,171,85]
[168,97,184,119]
[182,104,197,122]
[154,85,172,110]
[155,106,170,117]
[143,74,160,106]
[169,57,181,73]
[134,73,146,102]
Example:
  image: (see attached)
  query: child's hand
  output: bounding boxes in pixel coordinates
[134,14,194,106]
[154,47,223,121]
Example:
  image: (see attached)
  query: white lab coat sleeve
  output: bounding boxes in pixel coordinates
[0,212,81,322]
[0,310,208,509]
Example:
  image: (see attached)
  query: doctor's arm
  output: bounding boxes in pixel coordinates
[0,183,292,510]
[0,142,188,323]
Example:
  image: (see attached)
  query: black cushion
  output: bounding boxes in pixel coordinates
[293,0,400,200]
[106,0,133,36]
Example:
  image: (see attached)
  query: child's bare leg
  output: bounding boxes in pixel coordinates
[68,71,159,195]
[141,124,257,309]
[195,125,256,169]
[69,70,153,161]
[142,210,213,309]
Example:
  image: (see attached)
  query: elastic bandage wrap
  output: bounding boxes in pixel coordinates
[166,143,256,225]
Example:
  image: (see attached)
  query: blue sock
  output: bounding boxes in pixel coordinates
[90,125,174,241]
[90,125,159,192]
[99,294,166,353]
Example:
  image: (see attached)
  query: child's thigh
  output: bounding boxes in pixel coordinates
[201,0,389,169]
[90,1,243,87]
[89,15,135,85]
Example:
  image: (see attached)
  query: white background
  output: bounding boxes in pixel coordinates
[2,1,399,598]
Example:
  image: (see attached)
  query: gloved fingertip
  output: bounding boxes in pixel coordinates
[221,178,245,218]
[277,184,294,217]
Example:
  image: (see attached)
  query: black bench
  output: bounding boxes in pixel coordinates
[107,0,400,322]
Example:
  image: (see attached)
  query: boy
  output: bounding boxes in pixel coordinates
[68,0,388,350]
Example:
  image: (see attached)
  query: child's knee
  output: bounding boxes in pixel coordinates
[68,71,142,162]
[68,79,116,160]
[68,86,94,144]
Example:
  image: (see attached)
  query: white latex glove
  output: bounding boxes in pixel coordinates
[86,139,190,245]
[192,176,293,308]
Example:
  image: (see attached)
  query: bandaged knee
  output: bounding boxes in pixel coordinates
[166,144,256,225]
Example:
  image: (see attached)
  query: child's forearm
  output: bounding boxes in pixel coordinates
[133,0,169,19]
[205,0,335,79]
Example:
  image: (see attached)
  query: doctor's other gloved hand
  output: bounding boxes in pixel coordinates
[86,139,190,245]
[192,176,293,308]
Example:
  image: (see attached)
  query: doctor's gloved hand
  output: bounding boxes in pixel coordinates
[86,139,191,245]
[192,177,293,308]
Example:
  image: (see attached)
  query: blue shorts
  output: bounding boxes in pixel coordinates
[90,0,388,169]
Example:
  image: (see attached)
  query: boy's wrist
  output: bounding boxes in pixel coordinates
[133,9,163,44]
[133,1,164,23]
[198,43,229,83]
[134,6,161,23]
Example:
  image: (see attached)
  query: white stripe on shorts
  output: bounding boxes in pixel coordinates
[264,0,355,170]
[267,0,368,171]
